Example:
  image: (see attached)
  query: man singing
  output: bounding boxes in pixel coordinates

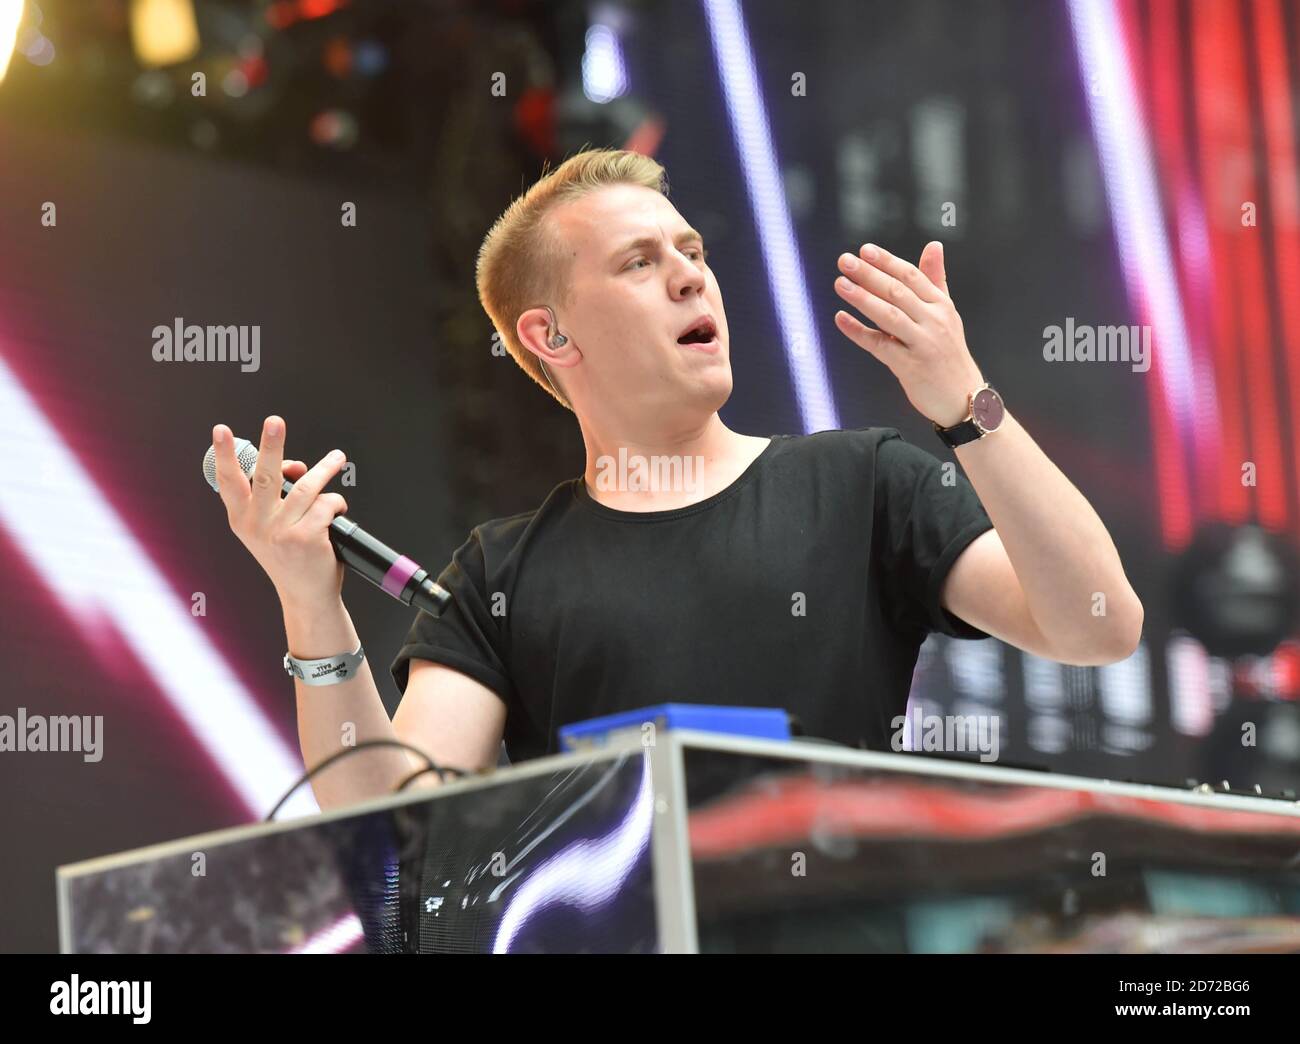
[211,148,1141,811]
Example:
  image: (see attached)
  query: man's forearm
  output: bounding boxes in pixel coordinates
[828,242,1142,660]
[954,409,1143,659]
[283,598,432,811]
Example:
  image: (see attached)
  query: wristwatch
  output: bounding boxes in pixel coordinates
[284,643,366,686]
[933,382,1005,449]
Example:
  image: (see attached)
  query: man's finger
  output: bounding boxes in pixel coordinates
[250,415,286,508]
[919,241,950,298]
[834,310,906,371]
[834,274,920,344]
[280,449,348,526]
[211,424,250,513]
[859,243,946,305]
[296,492,349,533]
[840,251,928,323]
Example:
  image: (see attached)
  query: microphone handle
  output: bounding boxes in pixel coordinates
[279,478,451,617]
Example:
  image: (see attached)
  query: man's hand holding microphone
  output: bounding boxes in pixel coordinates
[207,416,440,811]
[211,416,349,613]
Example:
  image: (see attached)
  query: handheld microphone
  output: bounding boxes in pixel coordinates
[202,438,451,617]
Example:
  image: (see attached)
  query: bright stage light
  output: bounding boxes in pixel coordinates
[0,0,25,85]
[702,0,839,434]
[582,25,627,104]
[0,353,317,819]
[1067,0,1203,548]
[129,0,200,69]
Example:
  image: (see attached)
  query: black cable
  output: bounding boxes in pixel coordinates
[393,763,470,792]
[263,738,453,821]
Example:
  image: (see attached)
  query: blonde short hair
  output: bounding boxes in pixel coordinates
[475,148,669,410]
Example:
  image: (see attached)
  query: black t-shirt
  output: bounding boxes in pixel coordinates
[390,427,995,763]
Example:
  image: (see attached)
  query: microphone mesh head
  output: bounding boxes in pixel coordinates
[202,437,258,491]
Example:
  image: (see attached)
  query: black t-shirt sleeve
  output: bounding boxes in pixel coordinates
[389,527,514,702]
[871,428,996,640]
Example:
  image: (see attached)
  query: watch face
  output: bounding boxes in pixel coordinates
[971,387,1004,432]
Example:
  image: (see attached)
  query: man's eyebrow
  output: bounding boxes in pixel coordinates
[609,229,705,258]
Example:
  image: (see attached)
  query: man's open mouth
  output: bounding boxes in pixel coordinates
[677,317,718,344]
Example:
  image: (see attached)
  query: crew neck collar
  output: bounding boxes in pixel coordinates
[573,436,782,522]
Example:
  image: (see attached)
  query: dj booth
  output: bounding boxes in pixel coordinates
[57,730,1300,953]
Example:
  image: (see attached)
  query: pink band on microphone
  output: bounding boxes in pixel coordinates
[381,555,420,597]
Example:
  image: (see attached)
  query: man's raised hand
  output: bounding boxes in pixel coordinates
[833,241,985,428]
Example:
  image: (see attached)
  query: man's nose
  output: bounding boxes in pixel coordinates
[669,253,705,298]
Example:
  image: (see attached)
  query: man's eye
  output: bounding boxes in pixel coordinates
[626,248,707,270]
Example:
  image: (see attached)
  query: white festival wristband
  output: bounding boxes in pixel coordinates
[283,643,366,686]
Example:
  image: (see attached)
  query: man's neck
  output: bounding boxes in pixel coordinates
[579,413,769,512]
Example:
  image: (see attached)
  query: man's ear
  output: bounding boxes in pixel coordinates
[517,307,580,371]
